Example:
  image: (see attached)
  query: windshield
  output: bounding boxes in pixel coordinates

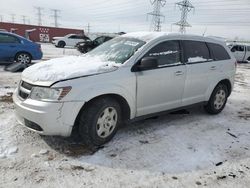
[87,37,146,64]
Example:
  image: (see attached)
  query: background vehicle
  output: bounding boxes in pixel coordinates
[52,34,90,48]
[14,32,236,147]
[230,44,250,63]
[0,31,42,64]
[76,36,114,53]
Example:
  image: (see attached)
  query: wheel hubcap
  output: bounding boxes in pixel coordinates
[17,54,30,64]
[96,107,118,138]
[214,89,226,110]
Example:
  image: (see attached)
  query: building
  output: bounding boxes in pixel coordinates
[0,22,84,42]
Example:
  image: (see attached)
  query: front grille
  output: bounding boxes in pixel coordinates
[18,81,33,100]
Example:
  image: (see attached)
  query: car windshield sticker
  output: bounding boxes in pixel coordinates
[149,50,178,56]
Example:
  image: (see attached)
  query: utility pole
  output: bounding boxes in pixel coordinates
[34,7,43,26]
[0,15,3,22]
[10,14,15,23]
[147,0,166,32]
[21,15,26,24]
[51,9,60,27]
[174,0,194,34]
[87,23,90,34]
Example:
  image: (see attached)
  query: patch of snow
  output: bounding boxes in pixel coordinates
[123,32,170,42]
[22,55,120,83]
[39,149,49,155]
[7,147,18,155]
[188,56,209,63]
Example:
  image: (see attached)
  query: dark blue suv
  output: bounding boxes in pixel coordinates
[0,31,43,64]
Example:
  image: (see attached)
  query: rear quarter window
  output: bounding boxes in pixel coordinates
[207,43,231,61]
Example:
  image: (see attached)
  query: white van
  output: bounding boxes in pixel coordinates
[13,32,236,147]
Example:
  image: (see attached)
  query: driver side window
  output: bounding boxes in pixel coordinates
[143,40,181,67]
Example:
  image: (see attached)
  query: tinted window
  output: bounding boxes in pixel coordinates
[144,40,181,67]
[207,43,230,61]
[247,46,250,51]
[183,40,210,63]
[0,34,19,43]
[69,35,76,39]
[231,45,244,52]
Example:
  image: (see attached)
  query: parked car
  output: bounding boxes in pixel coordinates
[229,44,250,63]
[13,32,236,147]
[52,34,90,48]
[76,36,114,53]
[0,31,43,64]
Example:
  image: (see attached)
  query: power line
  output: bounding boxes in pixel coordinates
[51,9,61,27]
[34,7,43,26]
[174,0,194,34]
[147,0,166,32]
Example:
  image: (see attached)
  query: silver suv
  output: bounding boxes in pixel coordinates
[13,32,236,147]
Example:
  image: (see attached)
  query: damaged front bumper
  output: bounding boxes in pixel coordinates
[13,89,84,137]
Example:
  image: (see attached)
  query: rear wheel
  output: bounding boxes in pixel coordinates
[78,97,121,147]
[15,52,31,64]
[204,84,228,114]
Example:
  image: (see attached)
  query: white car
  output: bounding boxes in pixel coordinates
[52,34,90,48]
[13,32,236,147]
[230,44,250,63]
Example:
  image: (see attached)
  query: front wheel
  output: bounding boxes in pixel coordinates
[78,97,122,147]
[204,84,228,114]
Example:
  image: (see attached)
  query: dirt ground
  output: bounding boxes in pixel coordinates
[1,45,250,187]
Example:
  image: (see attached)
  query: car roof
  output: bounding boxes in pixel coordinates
[122,32,226,45]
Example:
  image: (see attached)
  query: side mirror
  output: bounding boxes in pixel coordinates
[136,57,158,71]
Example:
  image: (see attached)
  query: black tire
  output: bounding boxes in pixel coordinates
[15,52,32,64]
[57,41,66,48]
[78,97,122,147]
[204,84,228,114]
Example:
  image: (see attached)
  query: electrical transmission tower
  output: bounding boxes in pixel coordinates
[34,7,43,26]
[147,0,166,32]
[51,9,60,27]
[174,0,194,34]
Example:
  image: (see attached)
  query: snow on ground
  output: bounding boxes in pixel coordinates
[1,44,250,187]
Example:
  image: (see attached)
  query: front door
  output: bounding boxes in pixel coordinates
[135,40,186,117]
[231,45,245,62]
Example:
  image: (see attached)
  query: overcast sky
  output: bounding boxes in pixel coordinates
[0,0,250,40]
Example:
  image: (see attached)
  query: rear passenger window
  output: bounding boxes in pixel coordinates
[183,40,210,63]
[207,43,230,61]
[247,46,250,51]
[144,40,181,67]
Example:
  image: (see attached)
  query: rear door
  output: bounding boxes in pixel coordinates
[0,33,21,61]
[135,40,186,116]
[181,40,212,106]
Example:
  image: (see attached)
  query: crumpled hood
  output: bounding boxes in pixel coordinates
[22,55,120,86]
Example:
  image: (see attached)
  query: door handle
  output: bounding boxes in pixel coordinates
[175,71,184,76]
[210,66,217,70]
[10,45,16,47]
